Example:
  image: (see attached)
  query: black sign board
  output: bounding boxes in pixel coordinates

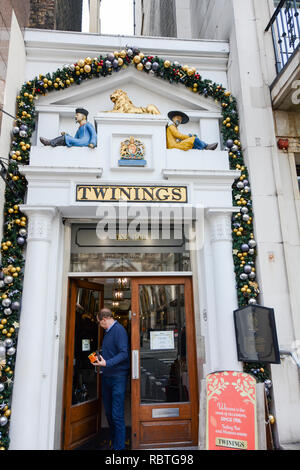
[234,305,281,364]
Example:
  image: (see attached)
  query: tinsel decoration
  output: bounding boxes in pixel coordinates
[0,47,272,450]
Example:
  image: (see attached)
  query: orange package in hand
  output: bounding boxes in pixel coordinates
[88,352,98,364]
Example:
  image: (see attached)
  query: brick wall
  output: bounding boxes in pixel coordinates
[29,0,83,31]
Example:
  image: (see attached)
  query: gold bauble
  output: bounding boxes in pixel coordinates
[139,53,145,60]
[164,60,171,68]
[137,63,144,71]
[120,50,127,58]
[269,415,275,425]
[118,58,124,66]
[182,65,189,71]
[85,57,92,64]
[84,64,91,73]
[133,55,141,64]
[187,68,194,76]
[114,51,119,57]
[78,59,85,67]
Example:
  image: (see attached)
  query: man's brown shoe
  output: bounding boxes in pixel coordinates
[40,137,51,146]
[206,143,218,150]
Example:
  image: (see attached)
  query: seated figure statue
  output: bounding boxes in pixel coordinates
[166,111,218,151]
[40,108,97,148]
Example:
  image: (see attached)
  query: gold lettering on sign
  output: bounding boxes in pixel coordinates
[215,438,248,450]
[76,185,188,203]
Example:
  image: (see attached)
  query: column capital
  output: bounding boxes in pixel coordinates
[206,208,238,243]
[19,206,58,243]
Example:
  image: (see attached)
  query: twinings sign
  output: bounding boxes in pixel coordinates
[76,185,188,203]
[206,371,258,450]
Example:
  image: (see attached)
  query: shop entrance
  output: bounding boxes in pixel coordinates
[62,275,198,450]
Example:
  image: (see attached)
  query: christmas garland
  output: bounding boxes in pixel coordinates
[0,47,272,450]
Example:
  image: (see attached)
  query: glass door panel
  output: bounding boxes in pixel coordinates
[139,284,189,404]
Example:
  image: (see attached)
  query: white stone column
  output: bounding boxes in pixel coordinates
[9,207,57,450]
[207,209,242,372]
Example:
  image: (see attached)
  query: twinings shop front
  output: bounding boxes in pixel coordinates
[7,36,243,450]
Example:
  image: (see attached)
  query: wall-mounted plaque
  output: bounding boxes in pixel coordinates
[206,371,257,450]
[234,305,280,364]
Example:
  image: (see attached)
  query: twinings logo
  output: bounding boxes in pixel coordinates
[76,185,188,203]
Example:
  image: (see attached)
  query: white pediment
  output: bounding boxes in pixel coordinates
[36,67,221,118]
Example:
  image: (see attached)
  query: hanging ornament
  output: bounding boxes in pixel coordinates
[1,299,11,308]
[0,416,8,427]
[11,301,20,311]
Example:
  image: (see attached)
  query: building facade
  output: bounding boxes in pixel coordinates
[135,0,300,449]
[4,29,244,450]
[0,0,299,452]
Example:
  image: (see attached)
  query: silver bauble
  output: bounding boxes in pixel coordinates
[145,61,152,70]
[226,139,234,148]
[237,181,244,189]
[7,347,16,356]
[4,338,13,348]
[240,273,248,281]
[241,207,248,214]
[0,281,4,289]
[152,62,159,71]
[0,416,8,427]
[248,272,256,280]
[249,239,257,248]
[244,186,251,192]
[243,214,250,222]
[105,60,112,68]
[4,276,13,284]
[19,130,28,138]
[0,383,4,393]
[19,228,27,237]
[12,126,20,135]
[241,244,249,252]
[2,298,11,307]
[11,301,20,310]
[231,145,239,152]
[126,48,133,57]
[107,52,114,61]
[248,298,257,305]
[248,248,255,255]
[4,308,12,316]
[244,265,252,274]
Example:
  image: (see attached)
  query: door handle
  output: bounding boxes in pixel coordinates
[132,350,139,380]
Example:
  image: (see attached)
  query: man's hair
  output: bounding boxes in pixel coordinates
[97,308,114,321]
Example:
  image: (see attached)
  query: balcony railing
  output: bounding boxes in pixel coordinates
[266,0,300,74]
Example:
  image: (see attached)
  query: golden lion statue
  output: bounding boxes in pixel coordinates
[107,89,160,115]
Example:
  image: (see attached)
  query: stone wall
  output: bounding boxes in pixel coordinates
[29,0,83,31]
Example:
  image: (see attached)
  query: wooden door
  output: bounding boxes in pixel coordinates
[62,279,104,450]
[131,277,199,449]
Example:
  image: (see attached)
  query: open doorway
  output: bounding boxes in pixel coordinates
[62,277,132,450]
[62,275,198,450]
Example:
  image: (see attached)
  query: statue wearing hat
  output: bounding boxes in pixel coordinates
[40,108,97,148]
[167,111,218,151]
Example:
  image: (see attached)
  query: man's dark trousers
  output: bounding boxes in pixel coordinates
[102,374,128,450]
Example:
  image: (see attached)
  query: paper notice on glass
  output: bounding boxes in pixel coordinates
[82,339,90,351]
[150,331,175,350]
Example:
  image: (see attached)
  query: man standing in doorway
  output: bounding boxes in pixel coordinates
[94,308,130,451]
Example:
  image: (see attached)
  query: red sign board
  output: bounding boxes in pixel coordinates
[206,371,257,450]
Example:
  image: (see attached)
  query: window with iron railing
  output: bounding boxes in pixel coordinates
[266,0,300,74]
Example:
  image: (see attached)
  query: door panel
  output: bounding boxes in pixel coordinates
[131,277,198,449]
[63,279,104,450]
